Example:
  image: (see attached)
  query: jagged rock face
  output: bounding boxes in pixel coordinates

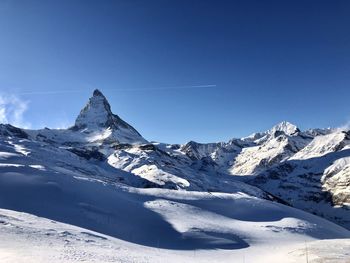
[26,89,147,145]
[74,89,114,129]
[230,122,310,175]
[323,157,350,205]
[180,141,223,160]
[67,147,107,161]
[269,121,300,136]
[242,121,300,145]
[249,130,350,229]
[0,124,28,139]
[304,128,333,137]
[74,89,133,131]
[180,139,250,172]
[291,130,350,160]
[177,124,350,229]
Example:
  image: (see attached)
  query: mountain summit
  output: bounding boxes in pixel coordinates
[268,121,300,136]
[71,89,147,144]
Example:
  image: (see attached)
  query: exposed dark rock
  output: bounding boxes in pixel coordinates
[0,124,28,139]
[112,143,132,150]
[68,147,106,161]
[139,144,157,151]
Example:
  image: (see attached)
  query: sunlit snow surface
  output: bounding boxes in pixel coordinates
[0,136,349,262]
[0,198,350,263]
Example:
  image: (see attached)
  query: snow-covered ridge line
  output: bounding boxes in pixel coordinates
[0,89,349,233]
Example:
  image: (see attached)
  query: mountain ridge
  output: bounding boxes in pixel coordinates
[0,90,349,232]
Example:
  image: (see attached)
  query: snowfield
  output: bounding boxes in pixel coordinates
[1,90,350,262]
[1,194,350,263]
[0,159,349,262]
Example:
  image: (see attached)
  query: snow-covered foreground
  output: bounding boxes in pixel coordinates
[1,182,350,262]
[1,206,350,263]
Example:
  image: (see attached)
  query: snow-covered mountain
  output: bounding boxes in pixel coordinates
[249,129,350,228]
[72,89,147,144]
[177,121,350,229]
[26,89,147,146]
[1,90,350,262]
[231,122,310,175]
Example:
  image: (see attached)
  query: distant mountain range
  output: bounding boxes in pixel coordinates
[0,89,349,262]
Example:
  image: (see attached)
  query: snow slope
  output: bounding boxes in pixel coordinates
[1,185,350,263]
[0,136,349,262]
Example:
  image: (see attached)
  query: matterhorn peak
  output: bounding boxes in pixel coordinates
[74,89,115,129]
[71,89,147,144]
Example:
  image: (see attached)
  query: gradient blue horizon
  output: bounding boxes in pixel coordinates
[0,0,349,143]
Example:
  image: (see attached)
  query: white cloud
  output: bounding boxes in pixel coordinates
[0,94,31,128]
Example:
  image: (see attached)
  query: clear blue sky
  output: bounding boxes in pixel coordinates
[0,0,349,143]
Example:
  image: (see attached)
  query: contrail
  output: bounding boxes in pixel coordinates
[9,84,217,96]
